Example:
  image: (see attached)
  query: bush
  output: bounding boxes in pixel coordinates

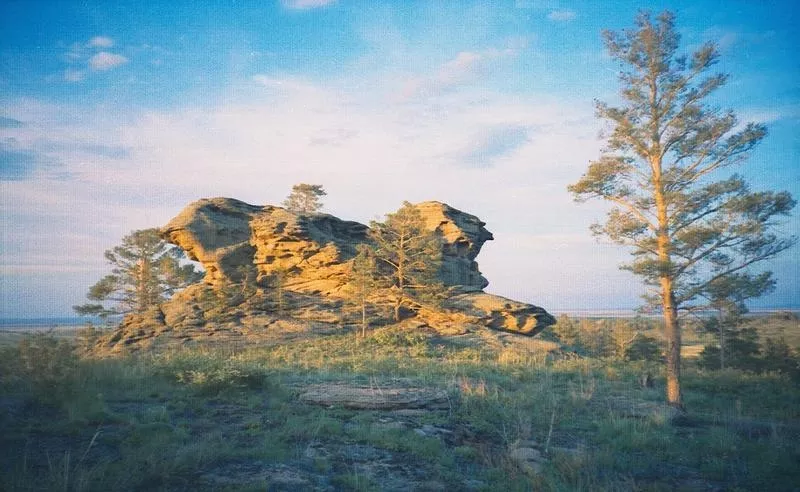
[370,326,428,348]
[159,353,268,394]
[581,320,616,358]
[4,334,79,404]
[698,327,761,371]
[551,314,580,347]
[625,335,662,361]
[698,329,800,382]
[761,337,800,381]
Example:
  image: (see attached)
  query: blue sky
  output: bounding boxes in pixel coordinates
[1,0,798,317]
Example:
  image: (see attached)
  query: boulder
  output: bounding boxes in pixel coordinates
[508,446,545,476]
[445,292,557,336]
[299,383,450,410]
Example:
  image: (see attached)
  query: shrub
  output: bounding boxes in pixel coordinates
[581,320,616,358]
[160,353,267,394]
[624,334,662,361]
[761,337,800,381]
[551,314,581,347]
[698,327,761,371]
[370,326,428,348]
[9,333,79,403]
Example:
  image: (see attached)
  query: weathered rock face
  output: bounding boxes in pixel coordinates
[445,292,557,337]
[162,198,369,294]
[414,201,494,292]
[162,198,261,287]
[161,197,494,294]
[250,206,368,296]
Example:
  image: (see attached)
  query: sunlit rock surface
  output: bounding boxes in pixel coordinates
[91,197,555,355]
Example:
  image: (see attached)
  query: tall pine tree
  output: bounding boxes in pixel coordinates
[569,11,796,409]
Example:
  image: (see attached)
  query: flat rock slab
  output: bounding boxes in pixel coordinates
[299,383,450,410]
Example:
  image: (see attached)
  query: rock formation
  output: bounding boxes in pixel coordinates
[445,292,555,337]
[414,201,493,291]
[162,197,494,294]
[90,197,555,355]
[162,198,261,286]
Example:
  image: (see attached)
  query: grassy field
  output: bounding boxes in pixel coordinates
[0,318,798,491]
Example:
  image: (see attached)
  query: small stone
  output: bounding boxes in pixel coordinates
[509,447,545,476]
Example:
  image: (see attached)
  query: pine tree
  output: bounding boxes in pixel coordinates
[368,202,447,322]
[74,228,202,317]
[569,11,796,409]
[283,183,327,215]
[342,244,382,336]
[703,272,774,369]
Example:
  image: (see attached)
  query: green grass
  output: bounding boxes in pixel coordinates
[1,323,798,491]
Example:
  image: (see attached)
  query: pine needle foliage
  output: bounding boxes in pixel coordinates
[569,11,796,408]
[367,202,447,322]
[283,183,327,215]
[73,228,202,317]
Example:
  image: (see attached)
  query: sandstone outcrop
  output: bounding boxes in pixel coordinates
[162,197,494,294]
[414,201,493,291]
[162,198,261,286]
[445,292,557,337]
[249,206,368,296]
[90,197,555,355]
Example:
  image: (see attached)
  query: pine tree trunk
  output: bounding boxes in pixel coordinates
[137,258,147,313]
[661,279,682,408]
[654,159,683,410]
[361,303,367,338]
[395,233,405,322]
[719,310,726,370]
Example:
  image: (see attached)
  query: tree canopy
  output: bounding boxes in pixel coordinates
[283,183,327,215]
[569,11,796,409]
[366,201,447,322]
[74,228,203,318]
[342,244,382,336]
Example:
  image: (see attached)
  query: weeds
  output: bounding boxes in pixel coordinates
[1,323,799,491]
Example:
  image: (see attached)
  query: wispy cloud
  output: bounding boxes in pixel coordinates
[0,117,24,128]
[547,9,576,22]
[460,125,530,168]
[0,144,37,180]
[61,37,128,81]
[402,47,521,98]
[89,51,129,71]
[282,0,337,10]
[64,69,85,82]
[87,36,114,48]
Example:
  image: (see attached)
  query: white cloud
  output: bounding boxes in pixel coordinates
[282,0,337,10]
[89,51,129,71]
[402,47,520,98]
[8,70,797,315]
[4,72,654,315]
[547,9,576,22]
[64,69,85,82]
[87,36,114,48]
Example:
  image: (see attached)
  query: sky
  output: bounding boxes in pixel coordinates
[1,0,798,318]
